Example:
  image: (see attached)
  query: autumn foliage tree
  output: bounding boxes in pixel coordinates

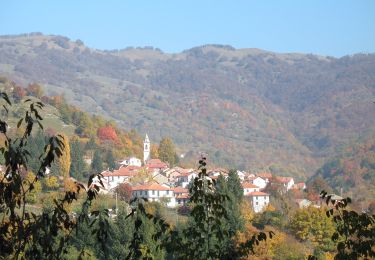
[158,137,178,166]
[53,133,71,179]
[115,183,133,203]
[97,126,118,143]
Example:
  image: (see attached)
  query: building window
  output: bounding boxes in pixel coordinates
[152,190,155,195]
[256,202,258,205]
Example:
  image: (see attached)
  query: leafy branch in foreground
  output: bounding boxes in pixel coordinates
[0,93,109,259]
[309,191,375,260]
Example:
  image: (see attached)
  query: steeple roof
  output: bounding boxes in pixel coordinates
[144,134,150,143]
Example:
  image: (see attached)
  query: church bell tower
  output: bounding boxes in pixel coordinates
[143,134,150,164]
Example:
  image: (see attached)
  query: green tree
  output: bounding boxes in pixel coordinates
[168,158,272,259]
[290,206,335,252]
[105,150,116,171]
[91,149,103,173]
[215,171,245,256]
[69,139,87,180]
[158,137,178,166]
[25,131,47,173]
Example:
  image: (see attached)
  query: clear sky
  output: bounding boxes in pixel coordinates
[1,0,374,57]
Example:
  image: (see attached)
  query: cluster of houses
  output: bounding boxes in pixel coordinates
[95,135,306,213]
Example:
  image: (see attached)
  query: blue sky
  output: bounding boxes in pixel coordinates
[1,1,374,57]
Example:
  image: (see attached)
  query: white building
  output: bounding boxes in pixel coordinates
[132,183,176,207]
[143,134,151,164]
[242,183,260,195]
[274,177,295,191]
[247,176,267,190]
[246,191,270,213]
[119,157,142,167]
[176,172,198,188]
[256,172,272,184]
[101,166,140,190]
[236,170,246,181]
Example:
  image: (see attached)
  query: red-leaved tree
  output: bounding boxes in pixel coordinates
[97,126,118,142]
[115,183,132,202]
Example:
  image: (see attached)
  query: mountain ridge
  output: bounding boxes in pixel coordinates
[1,33,374,178]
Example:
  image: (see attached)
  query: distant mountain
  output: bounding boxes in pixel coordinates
[1,33,374,178]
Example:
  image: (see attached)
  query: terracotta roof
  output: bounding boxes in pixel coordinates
[146,159,168,169]
[242,183,259,189]
[257,172,273,179]
[132,183,172,191]
[246,191,270,196]
[102,165,141,177]
[147,163,168,169]
[257,172,272,179]
[173,186,189,193]
[147,159,163,164]
[274,176,294,183]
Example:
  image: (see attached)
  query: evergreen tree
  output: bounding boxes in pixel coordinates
[25,131,47,173]
[91,149,103,173]
[105,150,116,171]
[85,136,97,150]
[69,139,87,180]
[215,171,245,256]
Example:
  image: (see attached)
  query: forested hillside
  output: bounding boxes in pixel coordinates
[0,77,145,181]
[1,33,374,176]
[312,135,375,205]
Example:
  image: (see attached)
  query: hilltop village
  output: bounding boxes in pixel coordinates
[93,135,308,213]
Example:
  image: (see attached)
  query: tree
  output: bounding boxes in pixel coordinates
[43,176,59,190]
[25,131,48,173]
[168,158,272,259]
[215,171,245,255]
[150,144,159,159]
[158,137,178,166]
[105,150,116,171]
[23,171,42,203]
[115,183,133,203]
[97,126,118,143]
[91,149,103,173]
[290,206,335,252]
[57,133,71,178]
[0,92,109,259]
[69,139,87,180]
